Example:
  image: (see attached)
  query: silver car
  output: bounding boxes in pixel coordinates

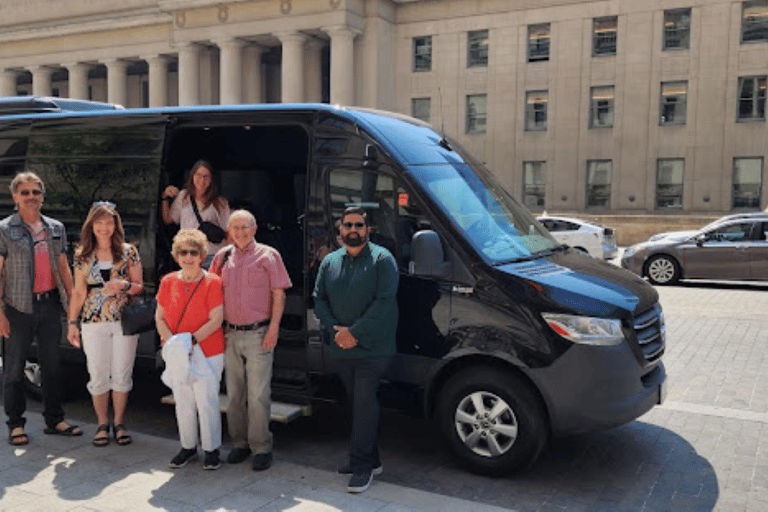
[622,213,768,285]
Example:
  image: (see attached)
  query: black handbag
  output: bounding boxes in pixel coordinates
[191,199,226,243]
[121,297,157,335]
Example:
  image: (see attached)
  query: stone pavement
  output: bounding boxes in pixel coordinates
[0,413,511,512]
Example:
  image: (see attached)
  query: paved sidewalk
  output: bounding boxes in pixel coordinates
[0,414,513,512]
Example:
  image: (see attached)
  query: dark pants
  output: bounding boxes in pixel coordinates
[332,356,393,474]
[3,298,65,430]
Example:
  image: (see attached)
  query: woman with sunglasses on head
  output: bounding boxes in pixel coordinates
[161,160,230,268]
[66,202,142,447]
[155,229,225,470]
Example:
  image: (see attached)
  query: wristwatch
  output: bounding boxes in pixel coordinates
[67,320,79,326]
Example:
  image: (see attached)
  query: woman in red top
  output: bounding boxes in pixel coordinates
[155,229,225,470]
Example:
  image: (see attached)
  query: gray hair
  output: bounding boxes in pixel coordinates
[10,172,45,195]
[228,209,257,227]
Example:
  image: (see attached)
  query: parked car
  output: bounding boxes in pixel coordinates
[622,212,768,285]
[537,215,618,259]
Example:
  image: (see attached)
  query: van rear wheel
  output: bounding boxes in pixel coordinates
[436,367,548,475]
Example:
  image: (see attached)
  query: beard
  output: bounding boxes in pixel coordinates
[342,232,367,247]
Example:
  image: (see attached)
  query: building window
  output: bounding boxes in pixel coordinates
[738,76,767,121]
[141,80,149,108]
[466,94,487,133]
[528,24,550,62]
[51,88,60,98]
[523,161,546,209]
[593,16,618,56]
[742,0,768,43]
[525,91,548,131]
[656,159,684,209]
[413,36,432,72]
[586,160,612,209]
[590,86,614,128]
[411,97,431,123]
[467,30,489,67]
[733,158,763,208]
[660,81,688,125]
[663,8,691,50]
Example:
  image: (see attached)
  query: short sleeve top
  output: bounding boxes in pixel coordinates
[169,190,231,255]
[74,243,140,324]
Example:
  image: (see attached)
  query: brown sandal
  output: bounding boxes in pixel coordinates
[93,424,110,447]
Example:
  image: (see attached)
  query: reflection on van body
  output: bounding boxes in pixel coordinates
[0,98,665,475]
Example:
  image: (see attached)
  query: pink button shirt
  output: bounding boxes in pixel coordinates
[212,240,292,325]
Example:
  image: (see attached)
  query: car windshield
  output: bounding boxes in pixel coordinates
[409,160,557,265]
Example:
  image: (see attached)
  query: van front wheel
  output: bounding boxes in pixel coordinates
[436,367,547,475]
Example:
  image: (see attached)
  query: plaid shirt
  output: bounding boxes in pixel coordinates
[0,213,69,314]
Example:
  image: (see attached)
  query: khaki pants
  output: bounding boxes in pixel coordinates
[225,327,274,454]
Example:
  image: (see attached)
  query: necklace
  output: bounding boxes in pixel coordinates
[179,271,202,293]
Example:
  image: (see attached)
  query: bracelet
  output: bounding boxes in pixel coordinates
[67,320,79,326]
[123,281,131,292]
[163,196,173,202]
[191,334,198,345]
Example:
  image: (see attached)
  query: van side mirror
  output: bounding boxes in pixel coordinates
[363,144,379,169]
[409,230,451,278]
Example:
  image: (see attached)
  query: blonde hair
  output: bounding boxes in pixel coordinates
[172,229,208,260]
[10,172,45,195]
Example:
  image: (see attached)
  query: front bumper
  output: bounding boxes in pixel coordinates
[527,341,666,436]
[621,252,646,277]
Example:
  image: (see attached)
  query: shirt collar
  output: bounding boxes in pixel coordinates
[342,242,371,261]
[235,239,256,254]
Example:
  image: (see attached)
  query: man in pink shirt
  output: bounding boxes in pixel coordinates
[211,210,291,471]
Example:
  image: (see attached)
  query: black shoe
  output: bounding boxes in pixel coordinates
[347,471,373,494]
[203,449,221,470]
[338,462,383,476]
[227,447,252,464]
[252,452,272,471]
[169,448,197,468]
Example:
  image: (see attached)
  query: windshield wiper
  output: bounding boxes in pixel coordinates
[494,248,558,266]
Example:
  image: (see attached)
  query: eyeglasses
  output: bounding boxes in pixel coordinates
[177,249,200,257]
[342,222,366,229]
[92,201,116,209]
[18,189,42,196]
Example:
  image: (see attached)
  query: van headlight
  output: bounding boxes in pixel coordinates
[541,313,624,346]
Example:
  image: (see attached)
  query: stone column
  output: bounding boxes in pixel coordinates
[217,38,244,105]
[177,42,201,106]
[323,25,356,106]
[30,66,54,97]
[104,59,128,106]
[65,63,90,100]
[0,70,18,97]
[304,39,324,103]
[242,45,265,104]
[276,31,306,103]
[144,55,169,107]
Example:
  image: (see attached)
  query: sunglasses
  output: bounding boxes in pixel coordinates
[342,222,366,229]
[177,249,200,257]
[93,201,116,209]
[18,189,43,196]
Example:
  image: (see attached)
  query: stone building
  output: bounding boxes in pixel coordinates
[0,0,766,230]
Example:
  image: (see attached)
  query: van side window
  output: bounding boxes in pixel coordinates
[396,185,434,269]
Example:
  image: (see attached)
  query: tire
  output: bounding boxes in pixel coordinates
[23,359,43,400]
[436,367,548,475]
[645,255,680,285]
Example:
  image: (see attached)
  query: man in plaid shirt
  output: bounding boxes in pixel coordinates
[0,172,78,445]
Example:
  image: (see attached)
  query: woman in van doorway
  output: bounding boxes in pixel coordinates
[66,202,143,447]
[161,160,230,268]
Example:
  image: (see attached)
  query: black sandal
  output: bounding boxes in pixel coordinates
[93,424,110,447]
[114,424,132,446]
[8,427,29,446]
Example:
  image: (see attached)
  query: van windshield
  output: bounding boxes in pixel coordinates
[410,162,558,264]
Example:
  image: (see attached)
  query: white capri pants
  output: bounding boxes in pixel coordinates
[80,321,139,395]
[174,353,224,452]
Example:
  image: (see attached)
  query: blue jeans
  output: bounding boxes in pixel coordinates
[3,298,65,430]
[331,356,393,474]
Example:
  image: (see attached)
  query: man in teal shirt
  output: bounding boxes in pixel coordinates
[313,206,398,494]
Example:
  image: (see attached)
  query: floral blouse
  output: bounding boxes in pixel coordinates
[74,243,140,323]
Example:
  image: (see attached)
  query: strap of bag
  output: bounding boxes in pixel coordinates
[173,273,205,334]
[216,247,233,274]
[190,195,205,226]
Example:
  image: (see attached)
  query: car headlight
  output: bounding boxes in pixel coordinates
[623,245,644,258]
[541,313,624,346]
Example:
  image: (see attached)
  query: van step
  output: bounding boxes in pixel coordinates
[160,394,311,423]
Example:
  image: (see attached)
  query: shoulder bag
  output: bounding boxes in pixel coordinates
[191,198,227,244]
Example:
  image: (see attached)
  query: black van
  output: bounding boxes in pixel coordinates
[0,97,666,474]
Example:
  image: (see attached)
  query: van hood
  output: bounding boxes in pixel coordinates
[497,250,658,318]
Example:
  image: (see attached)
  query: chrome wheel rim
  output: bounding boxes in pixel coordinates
[648,258,675,283]
[24,361,42,390]
[454,391,518,458]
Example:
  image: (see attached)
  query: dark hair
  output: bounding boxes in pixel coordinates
[183,160,227,213]
[75,204,126,263]
[341,206,368,225]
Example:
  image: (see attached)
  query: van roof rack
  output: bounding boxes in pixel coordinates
[0,96,123,116]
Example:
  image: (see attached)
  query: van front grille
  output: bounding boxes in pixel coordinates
[633,304,665,363]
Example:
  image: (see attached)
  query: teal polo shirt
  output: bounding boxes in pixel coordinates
[313,242,399,359]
